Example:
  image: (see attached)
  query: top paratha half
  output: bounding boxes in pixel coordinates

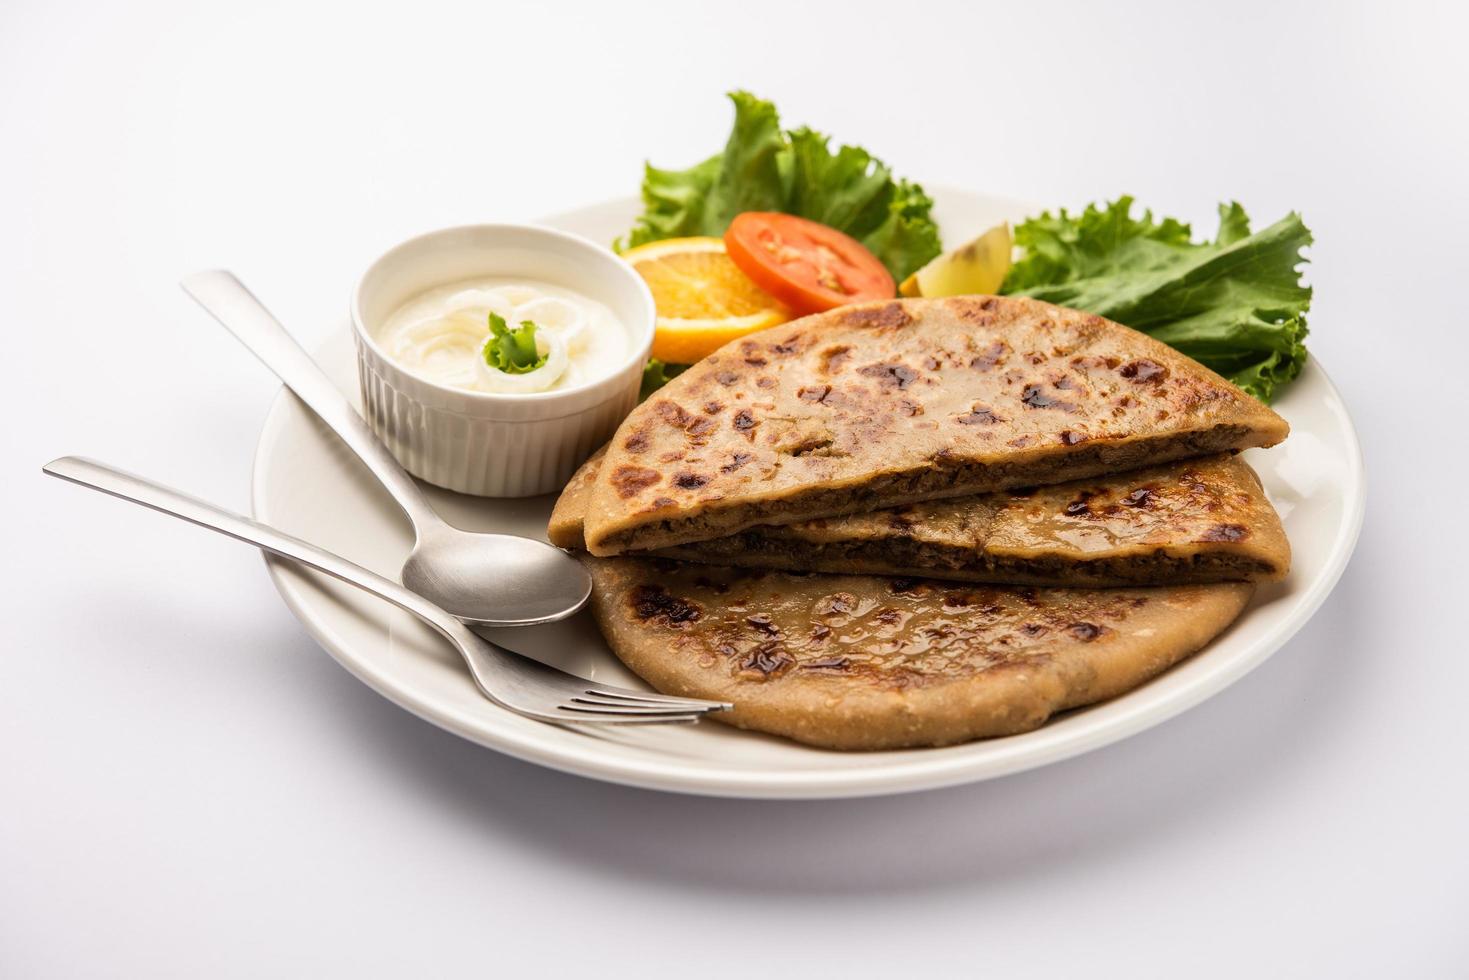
[583,296,1288,555]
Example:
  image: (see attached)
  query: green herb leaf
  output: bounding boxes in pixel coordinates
[619,92,942,282]
[482,313,548,374]
[1002,197,1312,402]
[639,358,689,401]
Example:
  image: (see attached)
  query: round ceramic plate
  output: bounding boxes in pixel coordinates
[252,189,1364,799]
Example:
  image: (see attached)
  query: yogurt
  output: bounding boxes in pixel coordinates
[377,278,628,394]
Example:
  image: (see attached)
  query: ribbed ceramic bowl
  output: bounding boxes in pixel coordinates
[351,224,654,497]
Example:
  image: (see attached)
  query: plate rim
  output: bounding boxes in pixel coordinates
[251,189,1366,799]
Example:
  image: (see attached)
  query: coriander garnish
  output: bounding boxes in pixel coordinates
[482,312,548,374]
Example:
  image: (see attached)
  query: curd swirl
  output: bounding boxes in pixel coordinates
[377,279,628,394]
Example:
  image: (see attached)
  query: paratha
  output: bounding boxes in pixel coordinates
[582,296,1288,556]
[585,557,1254,750]
[556,451,1289,587]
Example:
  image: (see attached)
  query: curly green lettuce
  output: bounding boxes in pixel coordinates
[1002,197,1312,402]
[639,358,688,401]
[619,92,942,283]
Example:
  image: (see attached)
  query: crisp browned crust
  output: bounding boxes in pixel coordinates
[548,445,606,549]
[585,557,1254,750]
[553,448,1291,586]
[582,296,1288,556]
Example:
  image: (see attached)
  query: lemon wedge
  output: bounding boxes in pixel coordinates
[899,222,1013,298]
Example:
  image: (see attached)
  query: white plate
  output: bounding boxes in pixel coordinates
[251,189,1365,799]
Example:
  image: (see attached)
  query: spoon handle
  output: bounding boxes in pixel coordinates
[41,455,467,644]
[179,270,446,535]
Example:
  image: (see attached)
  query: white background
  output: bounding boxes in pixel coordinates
[3,1,1466,976]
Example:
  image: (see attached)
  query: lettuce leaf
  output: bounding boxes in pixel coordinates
[640,358,689,401]
[1002,197,1311,402]
[619,92,942,282]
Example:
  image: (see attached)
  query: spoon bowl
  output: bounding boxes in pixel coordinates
[401,528,591,628]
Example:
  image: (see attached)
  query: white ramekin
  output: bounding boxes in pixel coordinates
[350,224,654,498]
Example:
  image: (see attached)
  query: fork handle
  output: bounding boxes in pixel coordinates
[42,455,471,646]
[179,270,448,537]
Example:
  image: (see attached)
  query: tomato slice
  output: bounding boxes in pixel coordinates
[724,212,895,315]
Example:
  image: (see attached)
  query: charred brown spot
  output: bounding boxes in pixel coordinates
[623,431,649,453]
[943,592,973,609]
[739,643,793,678]
[733,409,757,432]
[610,465,660,499]
[1201,523,1250,542]
[822,593,857,615]
[629,585,701,627]
[873,608,902,625]
[703,401,723,415]
[1123,487,1157,508]
[755,376,776,390]
[898,399,923,417]
[798,385,831,402]
[923,356,942,371]
[1064,493,1093,517]
[1020,623,1049,637]
[970,341,1009,370]
[649,496,675,509]
[1008,435,1034,448]
[720,452,752,473]
[771,336,804,356]
[1021,384,1077,411]
[858,362,919,389]
[957,405,1003,425]
[843,302,912,331]
[716,371,740,386]
[888,577,924,594]
[1069,622,1104,641]
[953,297,999,324]
[819,345,852,374]
[1074,354,1123,371]
[744,614,779,635]
[687,416,714,437]
[1120,359,1169,384]
[803,656,849,672]
[653,399,693,428]
[672,472,708,490]
[1059,430,1089,445]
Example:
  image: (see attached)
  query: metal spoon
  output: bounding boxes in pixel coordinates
[180,270,592,628]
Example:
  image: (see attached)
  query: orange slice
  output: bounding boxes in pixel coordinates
[622,237,792,364]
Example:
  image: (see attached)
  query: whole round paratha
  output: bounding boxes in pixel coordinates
[584,296,1288,556]
[585,557,1254,750]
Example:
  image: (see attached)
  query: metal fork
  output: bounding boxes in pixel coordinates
[43,456,731,725]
